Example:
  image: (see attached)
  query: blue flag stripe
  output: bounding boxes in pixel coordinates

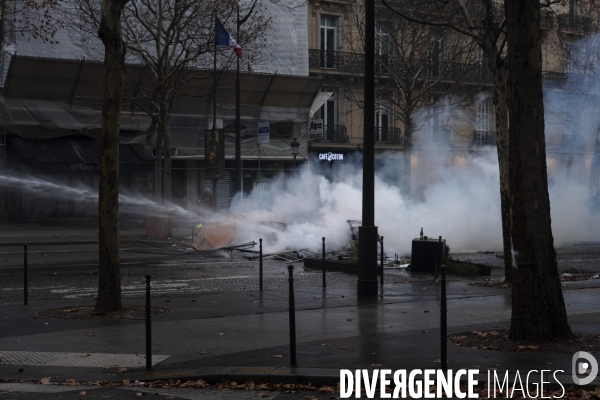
[215,18,231,46]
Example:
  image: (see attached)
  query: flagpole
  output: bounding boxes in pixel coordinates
[234,0,258,205]
[212,15,218,211]
[213,16,217,133]
[235,4,242,203]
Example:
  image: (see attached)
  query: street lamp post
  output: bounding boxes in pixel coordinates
[235,3,256,203]
[357,0,378,297]
[291,137,300,171]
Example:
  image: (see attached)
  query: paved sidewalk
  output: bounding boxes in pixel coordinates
[0,219,193,246]
[0,280,598,387]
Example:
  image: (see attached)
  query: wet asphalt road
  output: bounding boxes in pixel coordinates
[0,242,599,305]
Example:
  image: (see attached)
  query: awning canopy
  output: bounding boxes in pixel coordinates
[3,55,322,111]
[9,136,154,164]
[1,56,323,159]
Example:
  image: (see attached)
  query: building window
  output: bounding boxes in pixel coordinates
[566,0,580,17]
[375,24,391,73]
[428,31,445,78]
[375,97,393,141]
[319,88,338,137]
[320,16,338,68]
[429,98,449,143]
[476,96,491,132]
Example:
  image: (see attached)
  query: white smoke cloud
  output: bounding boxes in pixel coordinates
[230,146,600,256]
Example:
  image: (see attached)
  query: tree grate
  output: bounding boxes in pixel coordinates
[0,351,169,367]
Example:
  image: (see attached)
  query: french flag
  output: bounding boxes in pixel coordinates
[216,18,243,60]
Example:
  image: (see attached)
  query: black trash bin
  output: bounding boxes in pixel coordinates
[410,238,446,272]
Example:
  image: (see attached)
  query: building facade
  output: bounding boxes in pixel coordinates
[306,0,600,198]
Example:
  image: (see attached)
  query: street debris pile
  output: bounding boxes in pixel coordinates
[561,272,600,282]
[469,279,510,288]
[450,330,600,353]
[51,378,338,397]
[40,377,600,399]
[471,272,600,288]
[144,379,336,394]
[37,305,172,320]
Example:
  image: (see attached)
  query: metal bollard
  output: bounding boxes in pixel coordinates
[288,265,297,367]
[259,238,263,291]
[440,265,447,372]
[24,244,28,306]
[380,236,384,286]
[145,274,152,370]
[322,237,326,287]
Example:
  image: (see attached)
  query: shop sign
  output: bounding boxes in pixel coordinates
[319,152,344,162]
[258,122,270,144]
[308,119,324,139]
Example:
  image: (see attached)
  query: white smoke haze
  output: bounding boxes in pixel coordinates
[1,147,599,256]
[233,149,600,256]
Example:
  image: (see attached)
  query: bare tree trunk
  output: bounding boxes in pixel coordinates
[400,122,414,196]
[96,0,129,313]
[154,122,163,203]
[161,103,172,203]
[492,66,512,281]
[505,0,573,340]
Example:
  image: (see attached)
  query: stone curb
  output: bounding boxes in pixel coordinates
[6,367,592,391]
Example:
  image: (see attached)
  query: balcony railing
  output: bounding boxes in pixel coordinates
[310,125,349,143]
[473,130,497,147]
[375,127,402,145]
[309,49,365,72]
[309,49,492,84]
[558,14,593,33]
[425,62,492,83]
[310,49,600,90]
[542,71,567,84]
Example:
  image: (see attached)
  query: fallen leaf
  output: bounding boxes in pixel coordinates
[85,333,95,337]
[199,351,208,355]
[258,394,270,398]
[420,330,428,333]
[518,345,538,350]
[118,368,128,373]
[433,359,441,363]
[65,378,78,386]
[136,393,144,397]
[271,355,284,358]
[371,363,382,367]
[341,346,347,349]
[79,391,87,396]
[80,354,90,358]
[40,377,51,384]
